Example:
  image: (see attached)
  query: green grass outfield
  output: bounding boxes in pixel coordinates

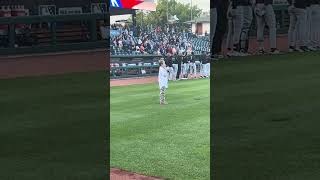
[111,79,210,180]
[2,52,320,180]
[0,72,107,180]
[213,52,320,180]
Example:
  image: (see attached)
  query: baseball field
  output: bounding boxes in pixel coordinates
[213,52,320,180]
[0,71,107,180]
[2,52,320,179]
[110,79,210,180]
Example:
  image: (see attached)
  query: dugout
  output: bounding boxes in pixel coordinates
[0,0,109,55]
[0,0,106,15]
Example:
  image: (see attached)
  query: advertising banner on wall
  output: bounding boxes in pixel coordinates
[110,0,156,11]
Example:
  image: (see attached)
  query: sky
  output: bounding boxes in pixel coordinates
[163,0,209,12]
[111,0,209,24]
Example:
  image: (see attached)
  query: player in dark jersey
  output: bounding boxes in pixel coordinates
[309,0,320,49]
[181,52,189,79]
[254,0,280,54]
[172,52,179,81]
[175,52,183,80]
[287,0,310,52]
[165,53,174,80]
[226,0,252,56]
[188,52,197,79]
[212,0,229,59]
[200,52,206,78]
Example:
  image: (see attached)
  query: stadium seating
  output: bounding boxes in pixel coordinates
[190,36,210,53]
[111,36,210,56]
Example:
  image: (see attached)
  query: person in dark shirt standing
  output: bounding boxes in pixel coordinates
[172,52,179,81]
[239,0,253,54]
[212,0,229,59]
[310,0,320,49]
[287,0,309,52]
[253,0,280,54]
[305,0,319,50]
[204,51,211,78]
[182,52,189,79]
[189,52,197,79]
[211,0,218,53]
[165,53,174,80]
[175,52,182,80]
[200,51,209,78]
[227,0,244,56]
[226,0,250,57]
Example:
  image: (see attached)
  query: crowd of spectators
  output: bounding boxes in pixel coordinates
[110,23,210,56]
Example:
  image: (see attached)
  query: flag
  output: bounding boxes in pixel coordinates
[110,0,156,11]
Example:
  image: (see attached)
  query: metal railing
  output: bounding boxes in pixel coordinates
[110,54,207,78]
[110,65,159,79]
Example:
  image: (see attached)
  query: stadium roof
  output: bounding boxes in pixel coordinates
[184,16,210,24]
[109,7,135,16]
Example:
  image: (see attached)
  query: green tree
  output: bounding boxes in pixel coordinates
[135,0,202,28]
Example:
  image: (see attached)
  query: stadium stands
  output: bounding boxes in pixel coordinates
[110,24,210,57]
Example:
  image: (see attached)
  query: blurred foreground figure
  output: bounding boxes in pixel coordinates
[212,0,229,59]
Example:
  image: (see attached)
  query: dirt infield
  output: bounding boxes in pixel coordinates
[111,168,164,180]
[0,50,107,79]
[110,76,157,87]
[247,34,289,53]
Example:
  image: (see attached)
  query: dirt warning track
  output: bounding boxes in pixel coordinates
[111,168,165,180]
[110,76,157,87]
[0,50,107,79]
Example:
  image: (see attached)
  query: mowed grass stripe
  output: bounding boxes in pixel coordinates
[213,52,320,180]
[111,79,210,180]
[0,72,107,180]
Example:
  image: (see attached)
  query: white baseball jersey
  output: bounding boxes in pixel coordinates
[158,66,168,89]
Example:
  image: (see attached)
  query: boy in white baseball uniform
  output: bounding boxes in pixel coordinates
[158,59,169,105]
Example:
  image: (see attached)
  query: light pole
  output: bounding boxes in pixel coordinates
[167,0,169,22]
[190,0,193,21]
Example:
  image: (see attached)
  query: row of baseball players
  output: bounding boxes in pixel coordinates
[211,0,320,58]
